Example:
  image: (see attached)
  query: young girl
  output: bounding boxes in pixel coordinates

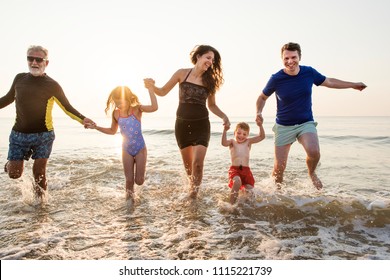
[89,85,158,200]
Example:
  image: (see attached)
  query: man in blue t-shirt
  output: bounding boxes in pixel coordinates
[256,42,366,190]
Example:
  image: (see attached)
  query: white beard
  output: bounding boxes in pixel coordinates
[29,67,44,76]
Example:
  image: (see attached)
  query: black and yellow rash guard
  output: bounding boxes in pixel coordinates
[0,73,85,133]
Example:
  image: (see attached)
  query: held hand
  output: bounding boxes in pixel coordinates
[144,78,155,89]
[223,117,231,130]
[83,118,96,129]
[256,114,264,125]
[84,123,97,129]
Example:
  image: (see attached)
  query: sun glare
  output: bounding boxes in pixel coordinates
[114,133,123,157]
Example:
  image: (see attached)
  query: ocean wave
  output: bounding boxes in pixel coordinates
[321,135,390,144]
[142,130,390,144]
[144,129,175,135]
[143,129,274,139]
[241,190,390,228]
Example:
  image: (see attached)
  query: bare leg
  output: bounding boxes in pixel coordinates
[180,145,207,198]
[122,151,136,200]
[191,145,207,188]
[6,160,24,179]
[244,184,254,193]
[180,146,193,178]
[230,176,241,204]
[179,147,195,197]
[134,147,147,186]
[32,158,49,198]
[272,144,291,186]
[298,133,323,190]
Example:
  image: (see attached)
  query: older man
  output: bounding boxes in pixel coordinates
[0,45,94,198]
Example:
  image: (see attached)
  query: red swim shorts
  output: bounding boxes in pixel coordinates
[228,165,255,190]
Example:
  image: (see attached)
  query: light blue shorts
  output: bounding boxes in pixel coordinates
[272,121,318,146]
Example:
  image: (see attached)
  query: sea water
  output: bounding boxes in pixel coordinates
[0,116,389,260]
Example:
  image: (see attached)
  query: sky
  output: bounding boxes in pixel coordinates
[0,0,389,120]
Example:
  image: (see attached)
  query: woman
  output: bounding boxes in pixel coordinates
[144,45,230,198]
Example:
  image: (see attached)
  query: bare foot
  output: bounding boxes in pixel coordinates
[33,184,48,204]
[272,175,284,190]
[229,191,239,205]
[276,183,282,190]
[244,188,255,201]
[310,173,323,190]
[189,186,199,199]
[126,190,135,202]
[33,181,46,197]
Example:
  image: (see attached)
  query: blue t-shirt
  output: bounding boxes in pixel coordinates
[262,65,326,125]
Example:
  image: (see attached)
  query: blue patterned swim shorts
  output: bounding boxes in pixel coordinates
[8,130,55,161]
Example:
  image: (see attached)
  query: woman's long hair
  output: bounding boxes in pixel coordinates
[190,45,224,95]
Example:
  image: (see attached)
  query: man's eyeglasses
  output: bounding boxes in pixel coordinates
[27,56,47,63]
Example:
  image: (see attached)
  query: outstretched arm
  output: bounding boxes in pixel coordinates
[221,127,232,147]
[0,75,18,109]
[0,90,15,109]
[321,78,367,91]
[256,92,268,125]
[82,117,96,128]
[139,87,158,113]
[144,69,183,97]
[207,94,231,130]
[86,111,119,135]
[248,123,265,144]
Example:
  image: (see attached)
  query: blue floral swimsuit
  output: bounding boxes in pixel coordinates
[118,114,145,157]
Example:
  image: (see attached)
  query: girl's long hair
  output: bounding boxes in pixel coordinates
[190,45,224,95]
[105,86,140,115]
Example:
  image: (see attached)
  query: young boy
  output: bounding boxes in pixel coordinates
[221,122,265,204]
